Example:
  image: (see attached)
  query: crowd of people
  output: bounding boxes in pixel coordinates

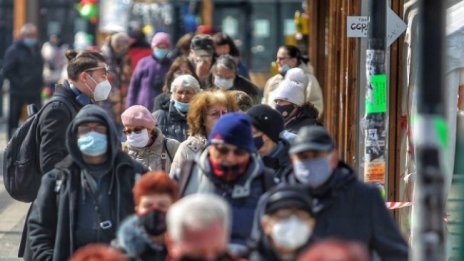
[2,23,409,261]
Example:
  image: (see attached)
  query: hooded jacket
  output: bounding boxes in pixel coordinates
[115,215,167,261]
[123,127,179,173]
[28,105,147,261]
[262,63,323,118]
[152,100,189,142]
[287,161,409,261]
[180,148,274,246]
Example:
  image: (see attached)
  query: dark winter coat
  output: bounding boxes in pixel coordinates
[288,161,409,261]
[3,40,44,96]
[180,149,275,246]
[127,55,172,111]
[284,105,322,134]
[115,214,167,261]
[152,100,188,142]
[261,139,292,184]
[206,74,260,102]
[28,105,147,261]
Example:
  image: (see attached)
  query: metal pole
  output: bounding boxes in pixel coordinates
[412,0,446,260]
[363,0,388,187]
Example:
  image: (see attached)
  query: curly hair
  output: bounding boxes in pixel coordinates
[187,90,239,137]
[133,171,179,206]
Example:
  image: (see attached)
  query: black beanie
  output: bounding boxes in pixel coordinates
[247,104,284,142]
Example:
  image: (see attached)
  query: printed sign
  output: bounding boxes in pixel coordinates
[366,74,387,113]
[347,16,369,38]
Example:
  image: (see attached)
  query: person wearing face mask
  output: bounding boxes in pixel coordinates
[122,105,179,173]
[114,172,179,261]
[178,113,275,249]
[273,79,321,135]
[262,45,323,119]
[127,32,173,111]
[248,185,316,261]
[100,32,133,132]
[153,74,201,142]
[287,126,408,261]
[169,90,238,179]
[165,194,244,261]
[246,104,292,183]
[208,55,259,102]
[28,104,147,261]
[16,49,110,260]
[3,23,44,139]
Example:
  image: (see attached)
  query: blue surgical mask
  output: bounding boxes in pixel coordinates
[154,48,169,60]
[293,155,332,188]
[173,100,190,113]
[23,38,37,47]
[279,64,291,74]
[77,131,108,157]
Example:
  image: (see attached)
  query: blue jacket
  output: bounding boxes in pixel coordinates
[180,149,274,246]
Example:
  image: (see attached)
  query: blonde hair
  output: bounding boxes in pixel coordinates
[187,90,238,137]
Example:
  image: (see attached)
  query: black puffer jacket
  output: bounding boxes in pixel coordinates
[28,105,147,261]
[287,161,409,261]
[152,100,188,142]
[3,40,43,96]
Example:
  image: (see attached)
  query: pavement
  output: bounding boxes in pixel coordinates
[0,88,30,260]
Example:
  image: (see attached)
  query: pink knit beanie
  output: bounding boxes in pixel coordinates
[121,105,156,129]
[151,32,171,48]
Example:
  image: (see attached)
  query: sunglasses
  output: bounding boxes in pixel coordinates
[123,127,145,135]
[213,144,248,156]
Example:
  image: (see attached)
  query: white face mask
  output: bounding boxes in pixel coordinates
[126,128,150,148]
[214,76,234,90]
[271,215,311,250]
[88,75,112,101]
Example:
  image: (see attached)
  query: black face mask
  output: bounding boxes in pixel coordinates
[139,209,166,236]
[275,104,295,119]
[178,253,229,261]
[253,135,264,150]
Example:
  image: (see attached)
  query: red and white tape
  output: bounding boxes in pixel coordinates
[385,202,413,209]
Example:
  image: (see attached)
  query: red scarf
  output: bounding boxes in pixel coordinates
[209,157,249,183]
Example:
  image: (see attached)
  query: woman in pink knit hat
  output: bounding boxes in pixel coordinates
[121,105,179,173]
[127,32,173,111]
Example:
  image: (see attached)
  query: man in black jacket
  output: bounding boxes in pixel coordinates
[3,23,43,138]
[288,126,409,261]
[18,49,110,259]
[28,104,147,261]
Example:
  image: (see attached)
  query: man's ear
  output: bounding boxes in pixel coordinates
[261,216,273,236]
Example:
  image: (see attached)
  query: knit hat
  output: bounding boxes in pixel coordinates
[209,113,255,152]
[273,79,305,106]
[170,74,201,93]
[190,34,215,57]
[121,105,156,129]
[246,104,284,142]
[285,67,309,86]
[151,32,171,48]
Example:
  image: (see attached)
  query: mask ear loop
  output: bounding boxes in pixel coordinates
[83,73,97,100]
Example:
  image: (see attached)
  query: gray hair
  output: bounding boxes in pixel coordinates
[167,193,231,243]
[213,54,237,74]
[170,74,201,93]
[19,23,37,37]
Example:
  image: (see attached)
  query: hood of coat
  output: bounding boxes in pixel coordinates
[117,215,164,257]
[66,104,121,172]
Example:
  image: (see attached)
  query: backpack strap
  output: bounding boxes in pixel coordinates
[160,139,167,172]
[163,138,173,162]
[178,160,195,196]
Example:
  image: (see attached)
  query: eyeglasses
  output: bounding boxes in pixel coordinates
[123,127,145,135]
[213,144,248,156]
[85,66,110,75]
[77,125,107,135]
[276,56,291,62]
[206,110,228,118]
